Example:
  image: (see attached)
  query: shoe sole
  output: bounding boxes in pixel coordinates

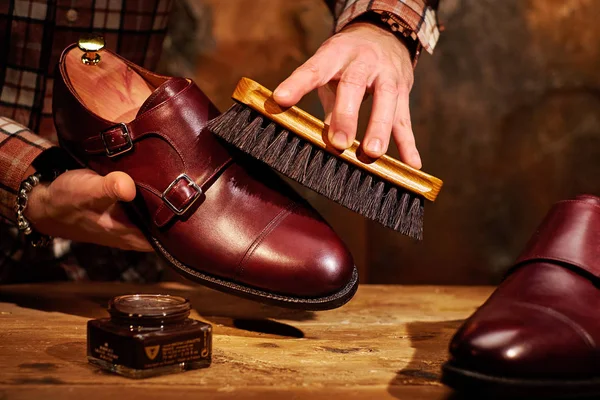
[58,137,359,310]
[442,362,600,399]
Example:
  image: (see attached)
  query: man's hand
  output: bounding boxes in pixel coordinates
[273,21,421,169]
[25,169,153,252]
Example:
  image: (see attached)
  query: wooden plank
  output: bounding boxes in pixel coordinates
[0,385,448,400]
[0,283,492,399]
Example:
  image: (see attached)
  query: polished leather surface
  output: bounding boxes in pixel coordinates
[449,195,600,379]
[53,44,354,297]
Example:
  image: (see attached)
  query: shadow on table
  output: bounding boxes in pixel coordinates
[0,282,314,338]
[386,319,464,399]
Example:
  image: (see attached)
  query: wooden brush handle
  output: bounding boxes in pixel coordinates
[232,77,443,202]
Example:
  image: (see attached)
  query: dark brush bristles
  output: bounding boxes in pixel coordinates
[272,136,301,174]
[233,115,262,150]
[251,122,277,159]
[359,180,385,220]
[208,103,250,142]
[262,130,289,165]
[402,197,424,239]
[288,143,312,181]
[304,149,325,188]
[341,169,363,209]
[207,102,426,239]
[328,162,349,202]
[377,187,398,227]
[356,176,374,218]
[319,157,338,198]
[392,193,410,231]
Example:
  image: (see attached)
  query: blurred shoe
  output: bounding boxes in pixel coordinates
[53,43,357,310]
[442,194,600,398]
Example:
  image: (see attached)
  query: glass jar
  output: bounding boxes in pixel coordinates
[87,294,212,378]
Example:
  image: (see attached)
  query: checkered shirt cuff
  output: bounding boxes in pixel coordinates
[334,0,440,54]
[0,117,54,222]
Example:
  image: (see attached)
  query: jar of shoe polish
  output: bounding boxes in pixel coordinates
[87,294,212,378]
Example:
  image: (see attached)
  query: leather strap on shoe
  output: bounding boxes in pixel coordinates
[154,173,204,228]
[56,70,233,228]
[511,198,600,279]
[82,122,135,156]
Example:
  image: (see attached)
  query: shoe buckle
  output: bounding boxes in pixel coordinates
[162,174,203,216]
[100,123,133,158]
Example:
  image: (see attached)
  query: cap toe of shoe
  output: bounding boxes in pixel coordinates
[238,205,355,298]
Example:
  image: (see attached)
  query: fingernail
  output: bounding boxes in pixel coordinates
[274,88,289,98]
[367,138,382,154]
[331,131,347,148]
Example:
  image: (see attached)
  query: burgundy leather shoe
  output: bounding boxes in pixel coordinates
[53,44,357,310]
[443,195,600,398]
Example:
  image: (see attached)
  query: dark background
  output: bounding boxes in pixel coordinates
[161,0,599,285]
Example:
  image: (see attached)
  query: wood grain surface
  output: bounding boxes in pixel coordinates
[65,48,153,122]
[0,282,492,399]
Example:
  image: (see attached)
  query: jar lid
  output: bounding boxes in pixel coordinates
[108,294,191,323]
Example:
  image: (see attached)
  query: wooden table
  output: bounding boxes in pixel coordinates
[0,283,492,399]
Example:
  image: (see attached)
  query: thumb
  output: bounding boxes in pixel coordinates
[102,171,137,203]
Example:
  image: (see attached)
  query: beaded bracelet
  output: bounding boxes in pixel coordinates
[15,171,61,247]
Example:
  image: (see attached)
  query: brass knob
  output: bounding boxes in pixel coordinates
[78,34,105,66]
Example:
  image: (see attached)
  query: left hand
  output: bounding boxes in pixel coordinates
[273,21,421,169]
[25,168,153,252]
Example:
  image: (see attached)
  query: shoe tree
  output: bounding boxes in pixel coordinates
[64,34,154,122]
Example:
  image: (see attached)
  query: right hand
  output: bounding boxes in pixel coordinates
[273,21,421,168]
[25,169,153,252]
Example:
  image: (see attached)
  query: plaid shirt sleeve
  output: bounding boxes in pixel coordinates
[327,0,440,55]
[0,118,53,221]
[0,0,171,284]
[0,0,172,222]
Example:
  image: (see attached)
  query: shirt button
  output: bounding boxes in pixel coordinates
[66,8,78,22]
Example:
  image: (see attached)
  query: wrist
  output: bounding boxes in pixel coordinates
[346,13,420,66]
[342,20,412,63]
[25,165,36,177]
[24,183,50,231]
[16,167,66,247]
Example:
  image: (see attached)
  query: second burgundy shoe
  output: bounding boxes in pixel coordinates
[442,195,600,398]
[52,44,357,310]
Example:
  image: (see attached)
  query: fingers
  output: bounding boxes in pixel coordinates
[328,61,370,149]
[114,230,153,252]
[103,171,137,202]
[362,75,398,158]
[273,46,345,108]
[100,200,153,252]
[318,84,336,125]
[122,234,154,252]
[392,93,422,169]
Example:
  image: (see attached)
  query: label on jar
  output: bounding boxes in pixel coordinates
[87,319,212,371]
[141,332,211,369]
[94,342,119,363]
